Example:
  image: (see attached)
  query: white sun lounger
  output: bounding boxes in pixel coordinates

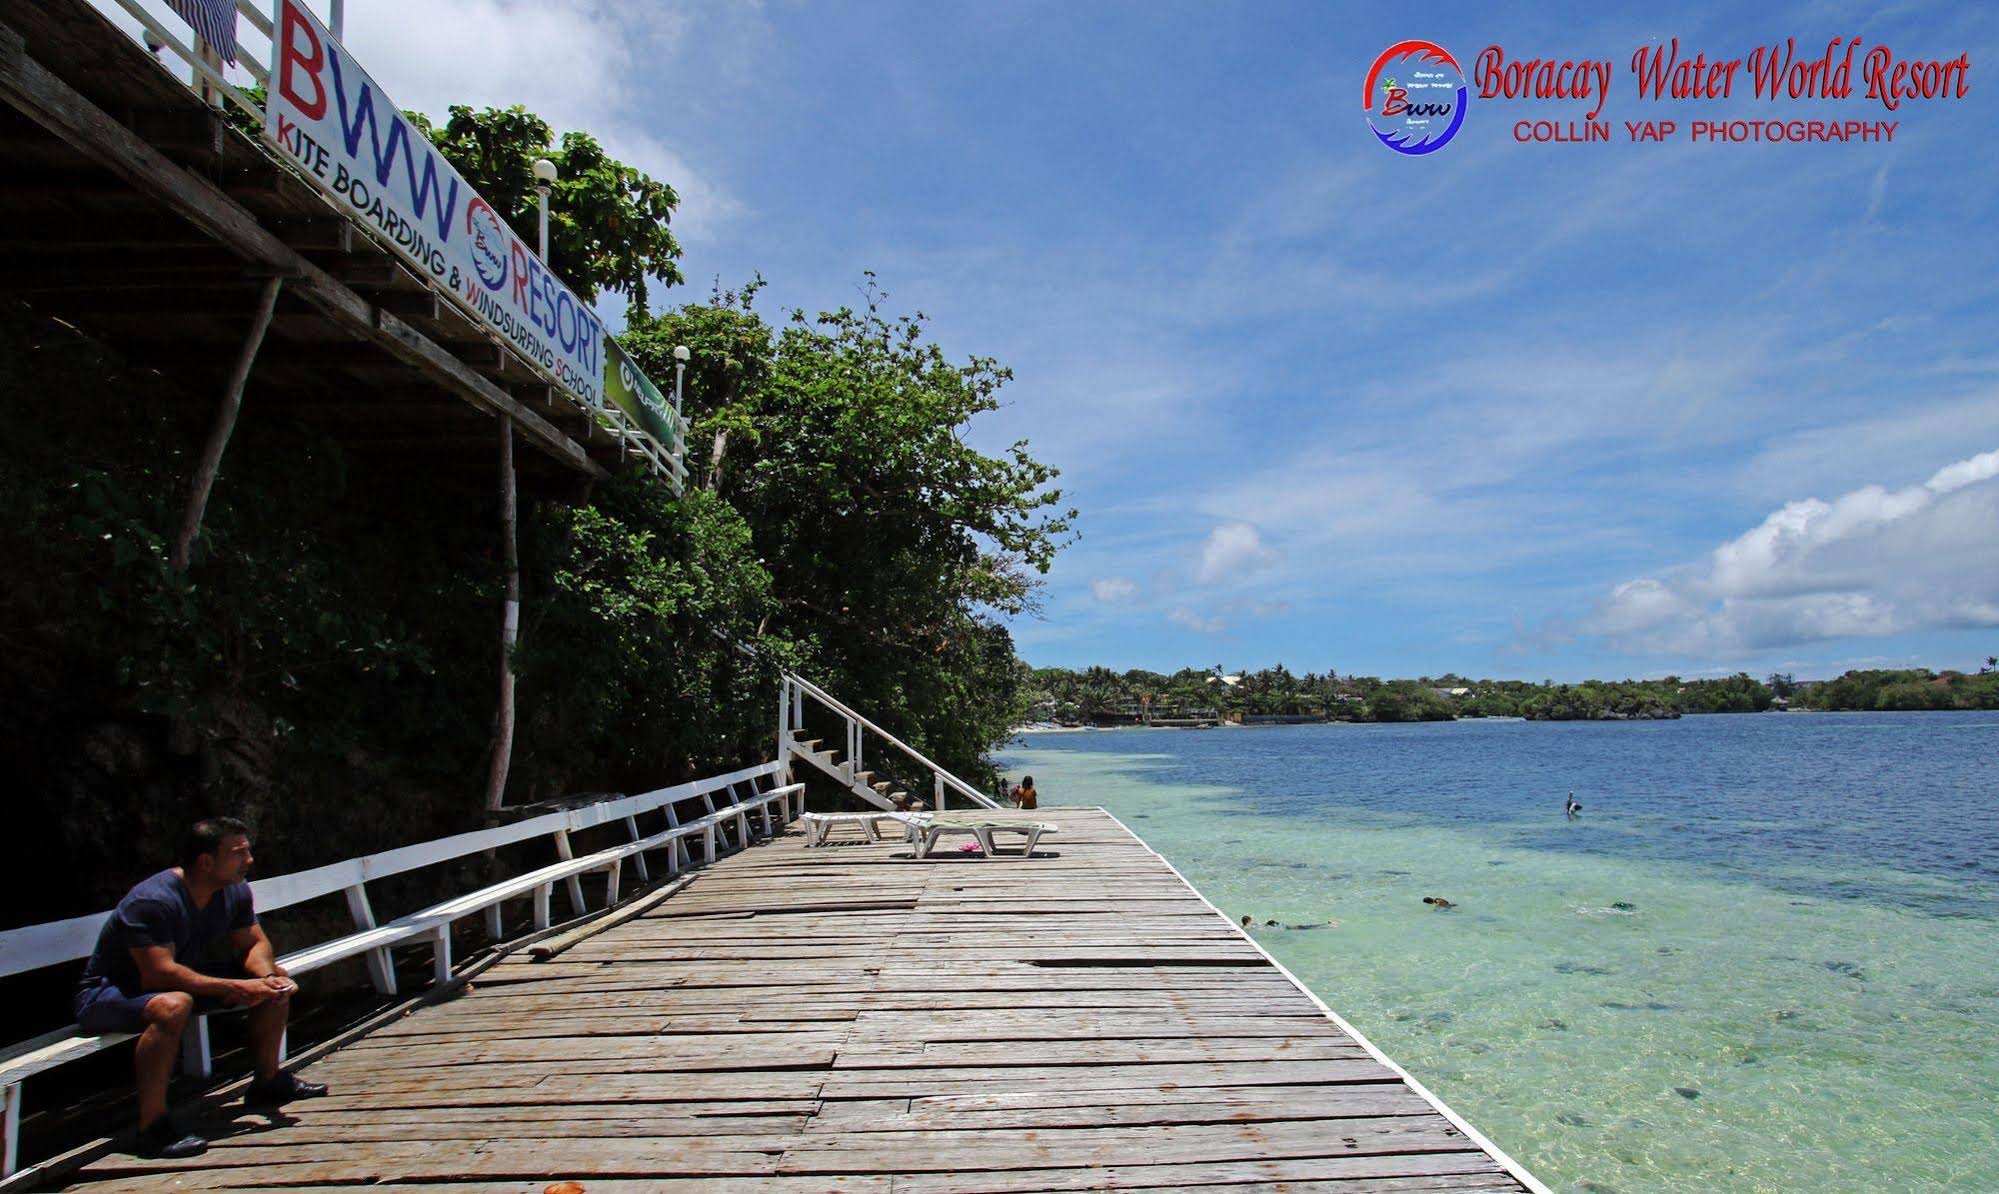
[910,818,1057,859]
[800,810,924,847]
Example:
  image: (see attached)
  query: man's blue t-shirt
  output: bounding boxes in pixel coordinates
[81,869,257,992]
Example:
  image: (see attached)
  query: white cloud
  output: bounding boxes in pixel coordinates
[1196,522,1279,584]
[1169,607,1227,635]
[1585,448,1999,654]
[1090,576,1139,605]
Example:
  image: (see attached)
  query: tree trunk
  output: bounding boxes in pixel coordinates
[705,428,730,491]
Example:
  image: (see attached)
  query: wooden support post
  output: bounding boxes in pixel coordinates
[776,679,790,782]
[170,274,282,570]
[430,924,452,985]
[532,883,551,930]
[934,771,946,812]
[342,883,396,996]
[482,421,520,812]
[552,830,586,916]
[624,815,650,882]
[3,1079,20,1181]
[665,805,689,872]
[180,1014,211,1078]
[484,903,503,940]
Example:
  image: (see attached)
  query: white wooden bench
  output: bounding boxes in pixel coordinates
[0,764,799,1179]
[909,818,1057,860]
[799,810,923,847]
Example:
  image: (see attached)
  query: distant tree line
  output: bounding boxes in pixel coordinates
[1790,667,1999,712]
[1025,660,1999,725]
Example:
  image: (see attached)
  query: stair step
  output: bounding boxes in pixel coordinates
[852,771,874,785]
[795,739,822,751]
[872,782,893,794]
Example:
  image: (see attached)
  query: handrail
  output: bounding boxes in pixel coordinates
[784,674,1001,810]
[0,760,782,981]
[110,0,263,119]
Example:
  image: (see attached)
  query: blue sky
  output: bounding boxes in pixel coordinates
[142,0,1999,681]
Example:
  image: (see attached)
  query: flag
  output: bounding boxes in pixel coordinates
[164,0,238,65]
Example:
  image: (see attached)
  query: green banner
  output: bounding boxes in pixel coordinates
[603,338,679,449]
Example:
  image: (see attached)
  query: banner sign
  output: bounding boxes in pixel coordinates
[603,338,679,448]
[264,0,621,413]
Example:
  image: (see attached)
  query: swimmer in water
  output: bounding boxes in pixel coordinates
[1422,896,1456,909]
[1566,791,1582,819]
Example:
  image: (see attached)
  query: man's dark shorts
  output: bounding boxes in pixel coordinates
[73,967,244,1035]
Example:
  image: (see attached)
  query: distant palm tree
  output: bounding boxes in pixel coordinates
[1986,655,1997,674]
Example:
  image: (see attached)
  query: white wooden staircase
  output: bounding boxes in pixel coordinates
[780,674,1004,813]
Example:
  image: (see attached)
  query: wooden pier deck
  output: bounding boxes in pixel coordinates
[57,809,1538,1193]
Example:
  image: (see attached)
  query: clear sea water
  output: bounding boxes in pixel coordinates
[998,712,1999,1193]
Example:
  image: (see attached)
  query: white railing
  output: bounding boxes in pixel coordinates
[104,0,273,120]
[598,402,688,491]
[780,673,1002,811]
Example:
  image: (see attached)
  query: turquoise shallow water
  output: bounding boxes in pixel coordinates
[998,713,1999,1193]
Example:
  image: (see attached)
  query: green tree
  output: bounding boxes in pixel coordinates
[621,279,1076,775]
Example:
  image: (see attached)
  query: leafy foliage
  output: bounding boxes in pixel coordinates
[1795,668,1999,711]
[512,480,798,789]
[620,279,1076,777]
[0,310,495,915]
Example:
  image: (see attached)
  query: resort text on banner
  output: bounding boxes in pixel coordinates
[263,0,605,406]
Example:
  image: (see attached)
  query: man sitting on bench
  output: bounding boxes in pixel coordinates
[73,817,328,1159]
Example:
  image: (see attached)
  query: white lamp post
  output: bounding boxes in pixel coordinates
[532,157,558,260]
[672,344,690,426]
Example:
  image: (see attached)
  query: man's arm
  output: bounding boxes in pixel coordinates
[229,924,295,993]
[130,944,275,1005]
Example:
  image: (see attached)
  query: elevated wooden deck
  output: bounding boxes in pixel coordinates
[57,809,1539,1192]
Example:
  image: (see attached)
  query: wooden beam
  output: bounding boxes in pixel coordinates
[5,287,274,318]
[373,289,441,320]
[0,23,602,478]
[125,108,223,159]
[280,401,487,423]
[273,217,353,253]
[506,383,559,409]
[322,258,420,289]
[171,274,282,570]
